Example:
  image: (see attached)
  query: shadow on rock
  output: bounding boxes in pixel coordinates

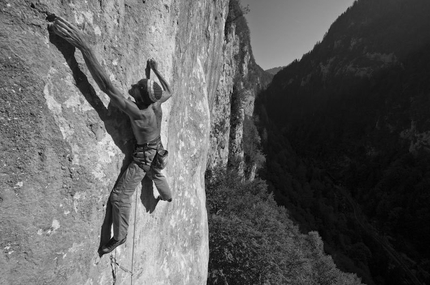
[48,30,134,158]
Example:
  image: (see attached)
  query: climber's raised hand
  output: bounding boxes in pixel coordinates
[145,59,151,79]
[147,58,171,100]
[52,16,88,50]
[148,59,158,71]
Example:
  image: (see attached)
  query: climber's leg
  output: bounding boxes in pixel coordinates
[151,167,172,202]
[110,161,146,241]
[98,196,113,250]
[100,144,157,254]
[99,161,147,255]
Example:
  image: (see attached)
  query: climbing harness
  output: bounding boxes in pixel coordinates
[133,136,168,171]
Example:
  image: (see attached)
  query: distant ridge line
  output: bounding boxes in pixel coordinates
[265,66,284,75]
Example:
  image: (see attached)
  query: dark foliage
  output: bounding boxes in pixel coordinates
[255,0,430,284]
[243,115,265,176]
[206,170,363,285]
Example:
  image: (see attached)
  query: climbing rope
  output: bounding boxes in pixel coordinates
[130,189,139,285]
[109,254,117,285]
[110,254,133,277]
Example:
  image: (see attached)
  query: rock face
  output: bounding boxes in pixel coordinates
[207,11,270,179]
[208,23,240,173]
[0,0,229,284]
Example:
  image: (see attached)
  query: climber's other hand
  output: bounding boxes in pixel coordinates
[52,16,87,49]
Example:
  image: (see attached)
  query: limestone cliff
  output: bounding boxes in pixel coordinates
[0,0,229,284]
[207,2,270,179]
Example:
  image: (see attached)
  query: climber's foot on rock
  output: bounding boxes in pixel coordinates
[157,195,172,202]
[99,237,126,255]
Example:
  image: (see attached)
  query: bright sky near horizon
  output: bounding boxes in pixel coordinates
[240,0,356,70]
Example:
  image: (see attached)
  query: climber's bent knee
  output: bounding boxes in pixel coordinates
[110,161,146,203]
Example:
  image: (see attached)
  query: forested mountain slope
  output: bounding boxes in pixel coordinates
[256,0,430,284]
[206,1,363,284]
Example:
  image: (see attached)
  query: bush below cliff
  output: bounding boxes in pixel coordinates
[206,170,363,285]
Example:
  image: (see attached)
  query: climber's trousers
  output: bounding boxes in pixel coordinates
[109,161,172,241]
[110,161,145,241]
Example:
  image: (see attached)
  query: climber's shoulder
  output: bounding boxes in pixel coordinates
[150,100,162,111]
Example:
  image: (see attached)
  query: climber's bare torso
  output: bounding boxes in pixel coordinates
[129,102,161,144]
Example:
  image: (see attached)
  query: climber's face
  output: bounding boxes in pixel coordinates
[129,84,142,103]
[129,83,151,105]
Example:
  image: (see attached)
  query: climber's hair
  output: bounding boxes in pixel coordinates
[136,79,163,103]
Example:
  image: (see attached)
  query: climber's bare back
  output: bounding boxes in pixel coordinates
[130,106,160,144]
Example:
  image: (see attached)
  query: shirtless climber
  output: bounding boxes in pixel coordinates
[51,16,173,254]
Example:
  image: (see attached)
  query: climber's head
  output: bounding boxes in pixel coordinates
[130,79,162,105]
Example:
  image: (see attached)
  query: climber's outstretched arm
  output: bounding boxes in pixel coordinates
[148,59,172,103]
[51,16,141,118]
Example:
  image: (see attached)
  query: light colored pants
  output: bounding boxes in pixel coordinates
[109,140,171,240]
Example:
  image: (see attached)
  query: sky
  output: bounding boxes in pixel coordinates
[240,0,356,70]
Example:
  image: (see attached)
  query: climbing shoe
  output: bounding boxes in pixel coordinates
[157,195,172,202]
[99,237,126,255]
